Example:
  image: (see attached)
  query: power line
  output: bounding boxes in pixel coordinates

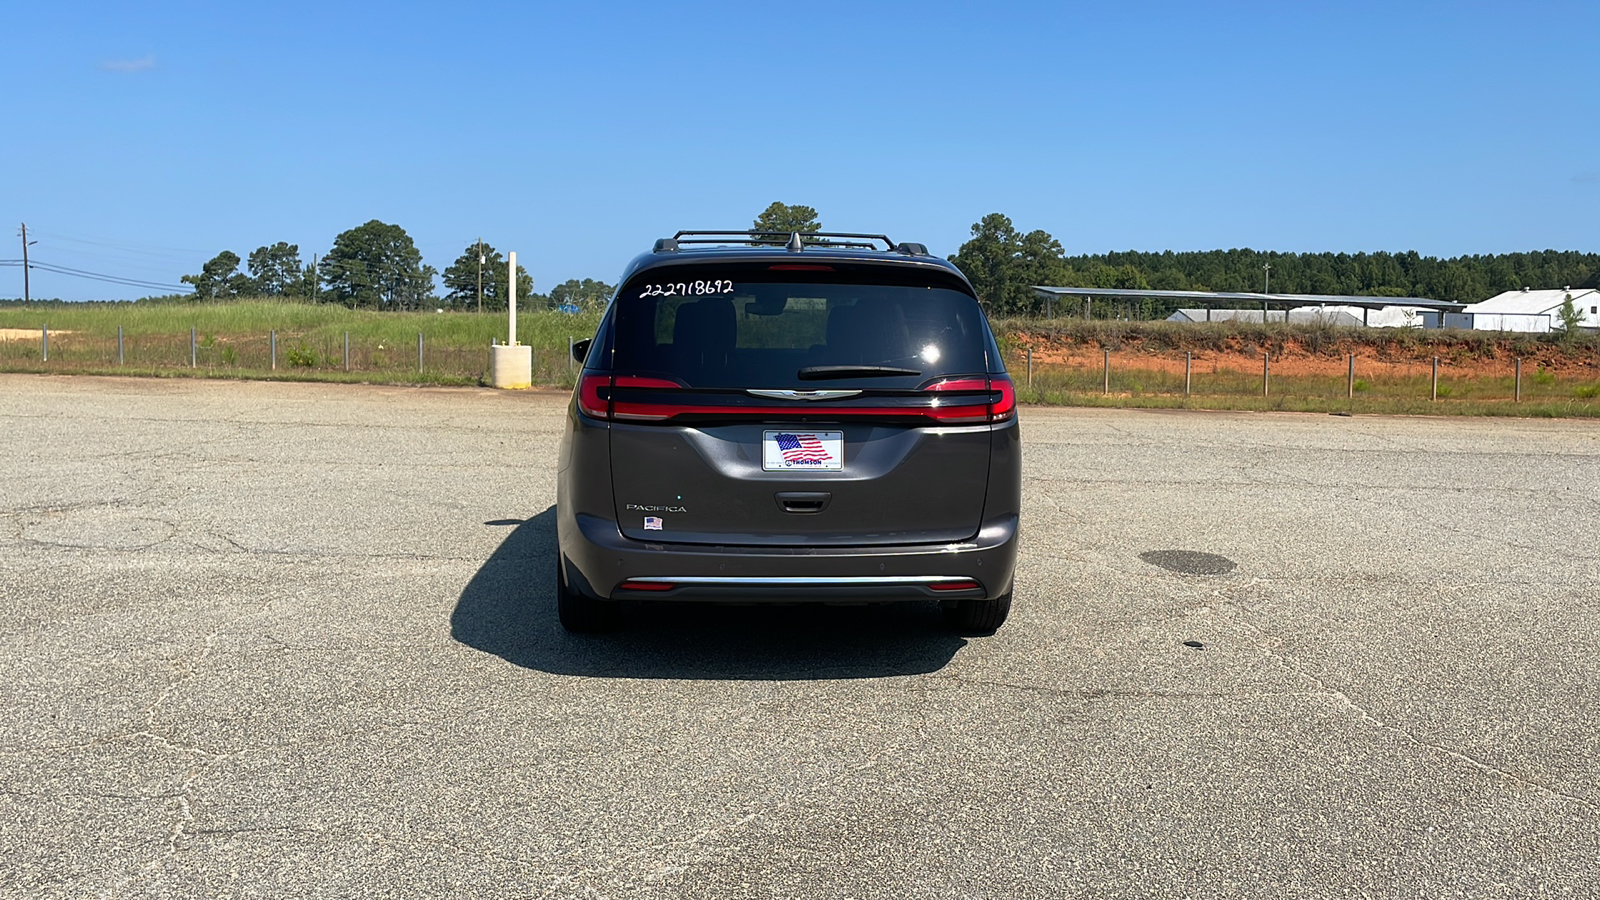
[14,257,189,292]
[28,264,188,291]
[25,229,208,257]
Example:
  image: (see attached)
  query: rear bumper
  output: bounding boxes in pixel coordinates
[560,511,1019,603]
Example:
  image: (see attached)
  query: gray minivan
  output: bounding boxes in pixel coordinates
[555,231,1020,632]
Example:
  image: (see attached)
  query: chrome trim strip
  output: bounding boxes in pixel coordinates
[746,389,862,401]
[624,576,971,585]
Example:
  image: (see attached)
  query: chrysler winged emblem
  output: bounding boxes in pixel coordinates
[746,389,862,401]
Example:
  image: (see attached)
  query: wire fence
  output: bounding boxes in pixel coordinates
[5,322,1598,414]
[0,326,580,386]
[1008,345,1600,413]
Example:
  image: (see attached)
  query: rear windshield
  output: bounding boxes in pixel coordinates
[610,265,990,389]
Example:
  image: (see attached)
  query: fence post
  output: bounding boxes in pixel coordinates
[1514,358,1521,403]
[42,326,48,362]
[190,327,196,368]
[271,330,277,371]
[1184,351,1192,396]
[1027,346,1033,389]
[1262,352,1270,396]
[344,331,349,372]
[1431,356,1439,401]
[118,325,124,366]
[568,336,574,373]
[417,332,424,372]
[1347,354,1354,399]
[1102,349,1110,395]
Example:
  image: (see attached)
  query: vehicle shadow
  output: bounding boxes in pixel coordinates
[450,506,968,680]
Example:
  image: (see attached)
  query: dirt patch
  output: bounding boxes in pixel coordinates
[0,328,72,342]
[1014,331,1600,379]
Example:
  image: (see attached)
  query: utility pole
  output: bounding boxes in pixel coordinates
[476,238,484,314]
[310,253,318,302]
[20,223,36,306]
[1262,261,1272,322]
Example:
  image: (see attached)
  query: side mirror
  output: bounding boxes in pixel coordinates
[572,338,592,363]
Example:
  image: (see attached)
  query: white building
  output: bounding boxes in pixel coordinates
[1457,287,1600,333]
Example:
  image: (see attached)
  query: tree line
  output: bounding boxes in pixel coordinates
[178,220,613,312]
[172,206,825,311]
[948,213,1600,317]
[173,206,1597,319]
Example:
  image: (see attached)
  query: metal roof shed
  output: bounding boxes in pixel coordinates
[1033,286,1465,326]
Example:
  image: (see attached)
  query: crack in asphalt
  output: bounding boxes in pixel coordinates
[1211,586,1599,814]
[1,537,484,564]
[533,746,904,897]
[119,593,282,889]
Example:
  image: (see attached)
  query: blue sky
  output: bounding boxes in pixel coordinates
[4,1,1596,301]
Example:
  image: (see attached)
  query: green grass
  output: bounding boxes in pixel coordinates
[1009,361,1600,417]
[991,315,1600,360]
[0,299,601,386]
[0,298,600,345]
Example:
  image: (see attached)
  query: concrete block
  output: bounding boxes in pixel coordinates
[490,344,533,389]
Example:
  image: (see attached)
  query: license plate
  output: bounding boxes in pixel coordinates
[762,430,844,471]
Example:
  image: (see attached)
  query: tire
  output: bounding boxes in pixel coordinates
[556,553,621,633]
[942,592,1012,634]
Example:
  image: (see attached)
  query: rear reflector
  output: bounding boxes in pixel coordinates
[618,580,676,591]
[928,580,981,592]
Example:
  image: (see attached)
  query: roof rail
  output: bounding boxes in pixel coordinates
[662,230,898,252]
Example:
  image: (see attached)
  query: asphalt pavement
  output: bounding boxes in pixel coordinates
[1,374,1596,899]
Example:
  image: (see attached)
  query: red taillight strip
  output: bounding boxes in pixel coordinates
[617,580,677,592]
[611,400,992,423]
[925,378,988,391]
[589,376,1014,424]
[615,375,685,389]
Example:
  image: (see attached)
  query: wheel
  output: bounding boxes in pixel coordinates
[942,592,1012,634]
[556,553,621,633]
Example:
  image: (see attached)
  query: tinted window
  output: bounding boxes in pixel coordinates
[612,267,988,388]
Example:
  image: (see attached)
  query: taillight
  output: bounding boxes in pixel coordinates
[614,376,684,389]
[577,373,611,419]
[612,376,686,421]
[925,378,989,391]
[589,375,1016,424]
[989,374,1016,422]
[923,376,1014,424]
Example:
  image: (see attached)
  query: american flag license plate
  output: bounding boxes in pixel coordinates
[762,430,844,471]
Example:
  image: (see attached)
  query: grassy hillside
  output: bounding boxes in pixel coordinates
[0,299,602,386]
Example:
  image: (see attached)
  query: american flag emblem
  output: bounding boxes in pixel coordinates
[776,432,832,465]
[644,516,663,530]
